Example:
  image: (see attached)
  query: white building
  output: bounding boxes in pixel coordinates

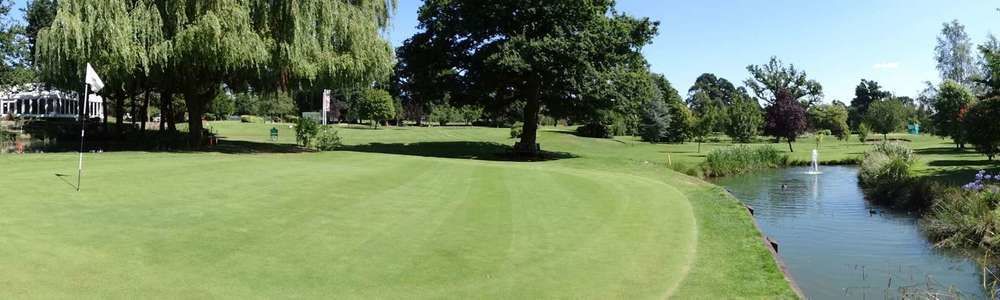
[0,84,103,119]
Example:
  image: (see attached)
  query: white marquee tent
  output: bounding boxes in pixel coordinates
[0,84,103,119]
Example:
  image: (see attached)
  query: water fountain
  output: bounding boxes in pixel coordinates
[805,149,822,175]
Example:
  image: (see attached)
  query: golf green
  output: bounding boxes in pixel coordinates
[0,123,796,298]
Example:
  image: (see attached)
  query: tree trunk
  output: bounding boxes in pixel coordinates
[115,96,125,137]
[101,98,108,131]
[516,88,541,156]
[184,89,216,147]
[185,95,205,146]
[165,91,176,133]
[159,91,167,132]
[141,91,150,138]
[132,95,140,128]
[787,139,794,152]
[883,133,888,141]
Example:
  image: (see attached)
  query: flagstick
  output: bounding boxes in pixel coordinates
[77,83,88,192]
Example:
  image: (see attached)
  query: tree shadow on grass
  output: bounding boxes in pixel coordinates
[924,165,1000,185]
[200,140,307,154]
[337,141,576,162]
[926,159,999,167]
[22,138,307,154]
[915,147,974,156]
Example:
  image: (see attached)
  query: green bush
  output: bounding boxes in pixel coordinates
[924,188,1000,250]
[240,115,265,123]
[702,145,787,177]
[639,99,671,143]
[295,118,319,147]
[353,89,397,127]
[858,142,916,205]
[725,98,763,143]
[857,123,871,143]
[964,98,1000,160]
[313,127,342,151]
[576,123,612,138]
[510,122,524,139]
[430,105,457,126]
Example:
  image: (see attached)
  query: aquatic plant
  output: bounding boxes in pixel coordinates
[858,142,920,208]
[963,170,1000,192]
[702,145,788,177]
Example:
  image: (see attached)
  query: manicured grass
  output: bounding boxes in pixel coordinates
[0,121,803,298]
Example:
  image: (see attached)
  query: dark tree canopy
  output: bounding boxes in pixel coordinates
[650,73,690,143]
[933,80,976,148]
[848,79,892,129]
[650,73,683,106]
[745,56,823,107]
[22,0,57,66]
[764,94,807,152]
[965,98,1000,160]
[397,0,659,154]
[686,73,740,115]
[978,42,1000,99]
[0,0,32,86]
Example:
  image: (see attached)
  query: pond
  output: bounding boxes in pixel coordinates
[715,166,987,299]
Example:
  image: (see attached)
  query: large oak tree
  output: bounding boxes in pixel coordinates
[397,0,658,155]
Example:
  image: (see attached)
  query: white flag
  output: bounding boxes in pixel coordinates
[85,63,104,92]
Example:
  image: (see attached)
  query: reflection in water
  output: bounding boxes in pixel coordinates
[716,166,984,299]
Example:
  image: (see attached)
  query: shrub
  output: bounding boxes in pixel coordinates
[312,127,342,151]
[639,99,671,143]
[576,123,612,138]
[664,100,693,143]
[933,80,976,148]
[924,172,1000,251]
[725,98,763,143]
[813,130,831,147]
[353,89,396,128]
[863,98,907,141]
[430,105,457,126]
[857,123,871,143]
[240,115,265,123]
[459,106,484,125]
[295,117,319,147]
[702,145,787,177]
[964,98,1000,160]
[808,104,850,140]
[510,122,524,139]
[858,142,916,204]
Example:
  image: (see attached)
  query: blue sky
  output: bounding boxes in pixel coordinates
[386,0,998,102]
[10,1,995,102]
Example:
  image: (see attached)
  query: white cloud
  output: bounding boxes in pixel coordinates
[872,62,900,70]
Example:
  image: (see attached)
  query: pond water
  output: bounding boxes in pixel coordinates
[715,166,987,299]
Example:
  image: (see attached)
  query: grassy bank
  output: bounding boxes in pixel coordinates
[0,122,797,298]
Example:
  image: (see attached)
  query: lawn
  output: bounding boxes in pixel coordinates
[0,121,836,298]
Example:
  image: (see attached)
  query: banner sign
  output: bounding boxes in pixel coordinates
[321,89,331,124]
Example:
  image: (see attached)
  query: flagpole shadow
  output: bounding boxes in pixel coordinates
[54,173,78,190]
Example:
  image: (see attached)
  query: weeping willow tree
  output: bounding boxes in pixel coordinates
[36,0,140,109]
[37,0,396,145]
